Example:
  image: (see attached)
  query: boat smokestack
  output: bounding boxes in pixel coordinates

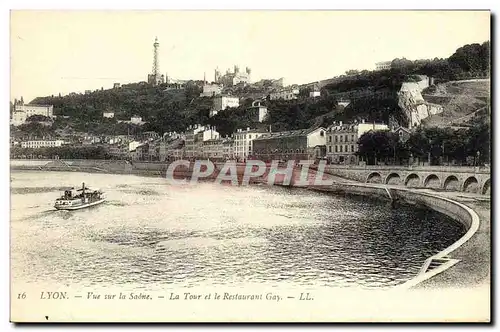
[82,182,86,203]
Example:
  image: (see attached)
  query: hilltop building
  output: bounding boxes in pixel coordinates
[215,65,251,87]
[375,61,392,71]
[11,98,54,126]
[269,86,300,101]
[103,111,115,118]
[200,73,223,97]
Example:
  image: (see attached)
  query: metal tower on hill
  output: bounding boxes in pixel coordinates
[152,37,159,77]
[148,37,164,85]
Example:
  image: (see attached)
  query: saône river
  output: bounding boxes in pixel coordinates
[11,171,466,290]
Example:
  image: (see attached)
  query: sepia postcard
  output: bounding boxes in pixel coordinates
[9,10,491,323]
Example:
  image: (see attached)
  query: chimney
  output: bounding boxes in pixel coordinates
[339,121,343,126]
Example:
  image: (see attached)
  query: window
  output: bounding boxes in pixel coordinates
[328,146,332,153]
[351,145,354,152]
[351,134,354,141]
[335,146,338,152]
[328,136,332,142]
[335,135,338,143]
[340,136,343,142]
[320,131,324,137]
[340,146,343,152]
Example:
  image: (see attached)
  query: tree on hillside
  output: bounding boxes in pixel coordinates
[26,114,51,122]
[448,42,490,76]
[357,130,401,165]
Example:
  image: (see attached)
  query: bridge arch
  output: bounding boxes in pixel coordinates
[424,174,441,189]
[463,176,479,193]
[385,173,402,185]
[366,172,382,184]
[404,173,420,187]
[443,175,460,191]
[482,178,490,195]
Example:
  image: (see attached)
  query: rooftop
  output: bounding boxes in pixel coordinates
[254,127,324,140]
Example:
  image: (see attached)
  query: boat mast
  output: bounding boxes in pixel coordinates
[82,182,86,203]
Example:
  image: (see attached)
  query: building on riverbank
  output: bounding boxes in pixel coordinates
[233,128,267,161]
[252,127,327,161]
[184,125,220,159]
[201,137,234,160]
[325,120,389,165]
[20,139,65,149]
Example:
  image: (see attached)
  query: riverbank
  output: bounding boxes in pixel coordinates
[308,183,490,290]
[10,161,490,290]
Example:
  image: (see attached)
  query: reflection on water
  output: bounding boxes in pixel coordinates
[11,171,466,289]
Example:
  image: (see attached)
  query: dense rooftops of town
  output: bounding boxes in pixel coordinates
[254,127,324,140]
[326,120,388,132]
[235,128,267,134]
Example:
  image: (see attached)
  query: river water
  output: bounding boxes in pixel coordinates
[11,171,466,290]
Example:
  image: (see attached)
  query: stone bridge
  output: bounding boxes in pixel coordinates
[324,165,491,195]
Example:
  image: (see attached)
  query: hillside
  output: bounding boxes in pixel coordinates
[421,79,490,128]
[18,41,489,138]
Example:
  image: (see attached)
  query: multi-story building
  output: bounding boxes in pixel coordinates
[247,100,268,123]
[325,120,389,164]
[201,137,234,161]
[309,83,321,98]
[20,140,64,149]
[233,128,268,161]
[253,127,327,161]
[159,137,185,161]
[200,83,223,97]
[269,87,300,101]
[184,125,220,159]
[106,143,128,159]
[394,126,412,143]
[375,61,392,71]
[11,102,54,126]
[130,116,143,125]
[222,138,234,160]
[210,95,240,117]
[129,141,142,152]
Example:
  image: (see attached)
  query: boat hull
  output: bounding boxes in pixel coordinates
[54,199,106,211]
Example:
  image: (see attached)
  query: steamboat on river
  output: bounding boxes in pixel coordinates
[54,182,105,210]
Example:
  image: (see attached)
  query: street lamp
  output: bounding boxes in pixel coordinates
[427,138,431,166]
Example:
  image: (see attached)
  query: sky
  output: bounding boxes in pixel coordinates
[10,10,490,103]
